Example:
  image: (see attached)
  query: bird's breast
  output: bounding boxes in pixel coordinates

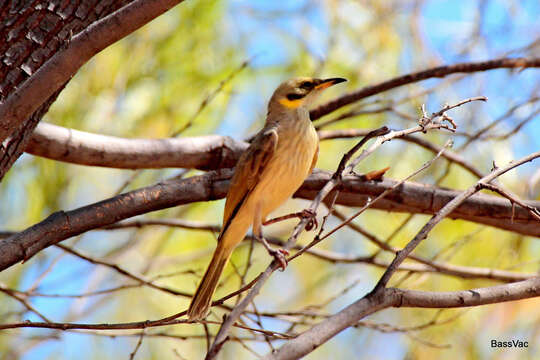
[252,118,318,219]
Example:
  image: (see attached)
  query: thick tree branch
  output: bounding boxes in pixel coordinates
[0,1,134,181]
[265,277,540,360]
[0,169,233,271]
[0,0,186,143]
[309,57,540,120]
[26,123,247,170]
[26,123,482,179]
[3,218,531,283]
[298,171,540,236]
[1,168,539,272]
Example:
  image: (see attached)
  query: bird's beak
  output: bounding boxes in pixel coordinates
[314,77,347,90]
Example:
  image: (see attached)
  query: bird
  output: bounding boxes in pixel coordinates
[187,77,347,321]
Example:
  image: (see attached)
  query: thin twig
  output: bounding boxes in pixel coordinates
[372,150,540,293]
[128,330,145,360]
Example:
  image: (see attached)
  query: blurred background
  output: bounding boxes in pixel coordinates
[1,0,539,359]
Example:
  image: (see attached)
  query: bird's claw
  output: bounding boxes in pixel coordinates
[269,248,289,271]
[301,209,318,231]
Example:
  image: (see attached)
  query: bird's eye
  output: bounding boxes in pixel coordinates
[286,93,305,100]
[300,81,314,90]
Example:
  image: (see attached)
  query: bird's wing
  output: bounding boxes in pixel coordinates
[309,144,319,174]
[221,126,278,232]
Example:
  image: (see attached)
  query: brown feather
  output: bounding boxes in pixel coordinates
[222,126,278,227]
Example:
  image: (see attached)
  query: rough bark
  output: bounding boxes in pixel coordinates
[1,169,538,271]
[0,0,184,180]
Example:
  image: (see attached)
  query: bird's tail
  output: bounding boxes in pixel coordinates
[187,239,234,321]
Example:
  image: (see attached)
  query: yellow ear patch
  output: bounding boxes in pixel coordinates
[279,97,305,108]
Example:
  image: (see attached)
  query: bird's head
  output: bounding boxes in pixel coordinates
[270,77,347,110]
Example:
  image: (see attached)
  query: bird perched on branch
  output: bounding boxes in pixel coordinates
[187,77,347,320]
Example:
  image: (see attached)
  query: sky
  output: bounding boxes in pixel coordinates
[219,0,539,159]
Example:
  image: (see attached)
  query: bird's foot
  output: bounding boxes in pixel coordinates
[256,235,289,271]
[267,247,289,271]
[301,209,318,231]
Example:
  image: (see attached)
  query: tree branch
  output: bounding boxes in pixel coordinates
[298,172,540,236]
[264,150,540,360]
[1,168,539,272]
[206,127,391,357]
[264,277,540,360]
[373,150,540,293]
[0,169,233,271]
[309,57,540,120]
[2,218,533,283]
[0,0,186,143]
[26,123,247,170]
[26,123,483,179]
